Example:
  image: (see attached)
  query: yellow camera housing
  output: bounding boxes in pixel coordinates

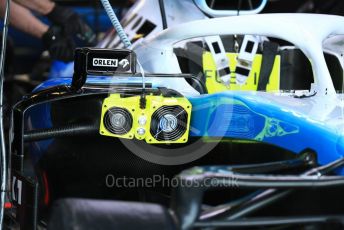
[99,94,138,140]
[99,94,192,144]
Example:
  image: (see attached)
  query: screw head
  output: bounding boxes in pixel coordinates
[138,116,147,126]
[137,128,146,136]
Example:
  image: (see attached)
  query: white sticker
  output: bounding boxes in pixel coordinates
[93,58,118,67]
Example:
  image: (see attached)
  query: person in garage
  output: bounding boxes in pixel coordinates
[0,0,95,61]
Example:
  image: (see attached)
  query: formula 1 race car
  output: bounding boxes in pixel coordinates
[5,11,344,230]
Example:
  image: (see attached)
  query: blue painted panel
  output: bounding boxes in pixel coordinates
[29,77,344,174]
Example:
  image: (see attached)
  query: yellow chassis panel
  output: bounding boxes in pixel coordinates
[203,52,281,93]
